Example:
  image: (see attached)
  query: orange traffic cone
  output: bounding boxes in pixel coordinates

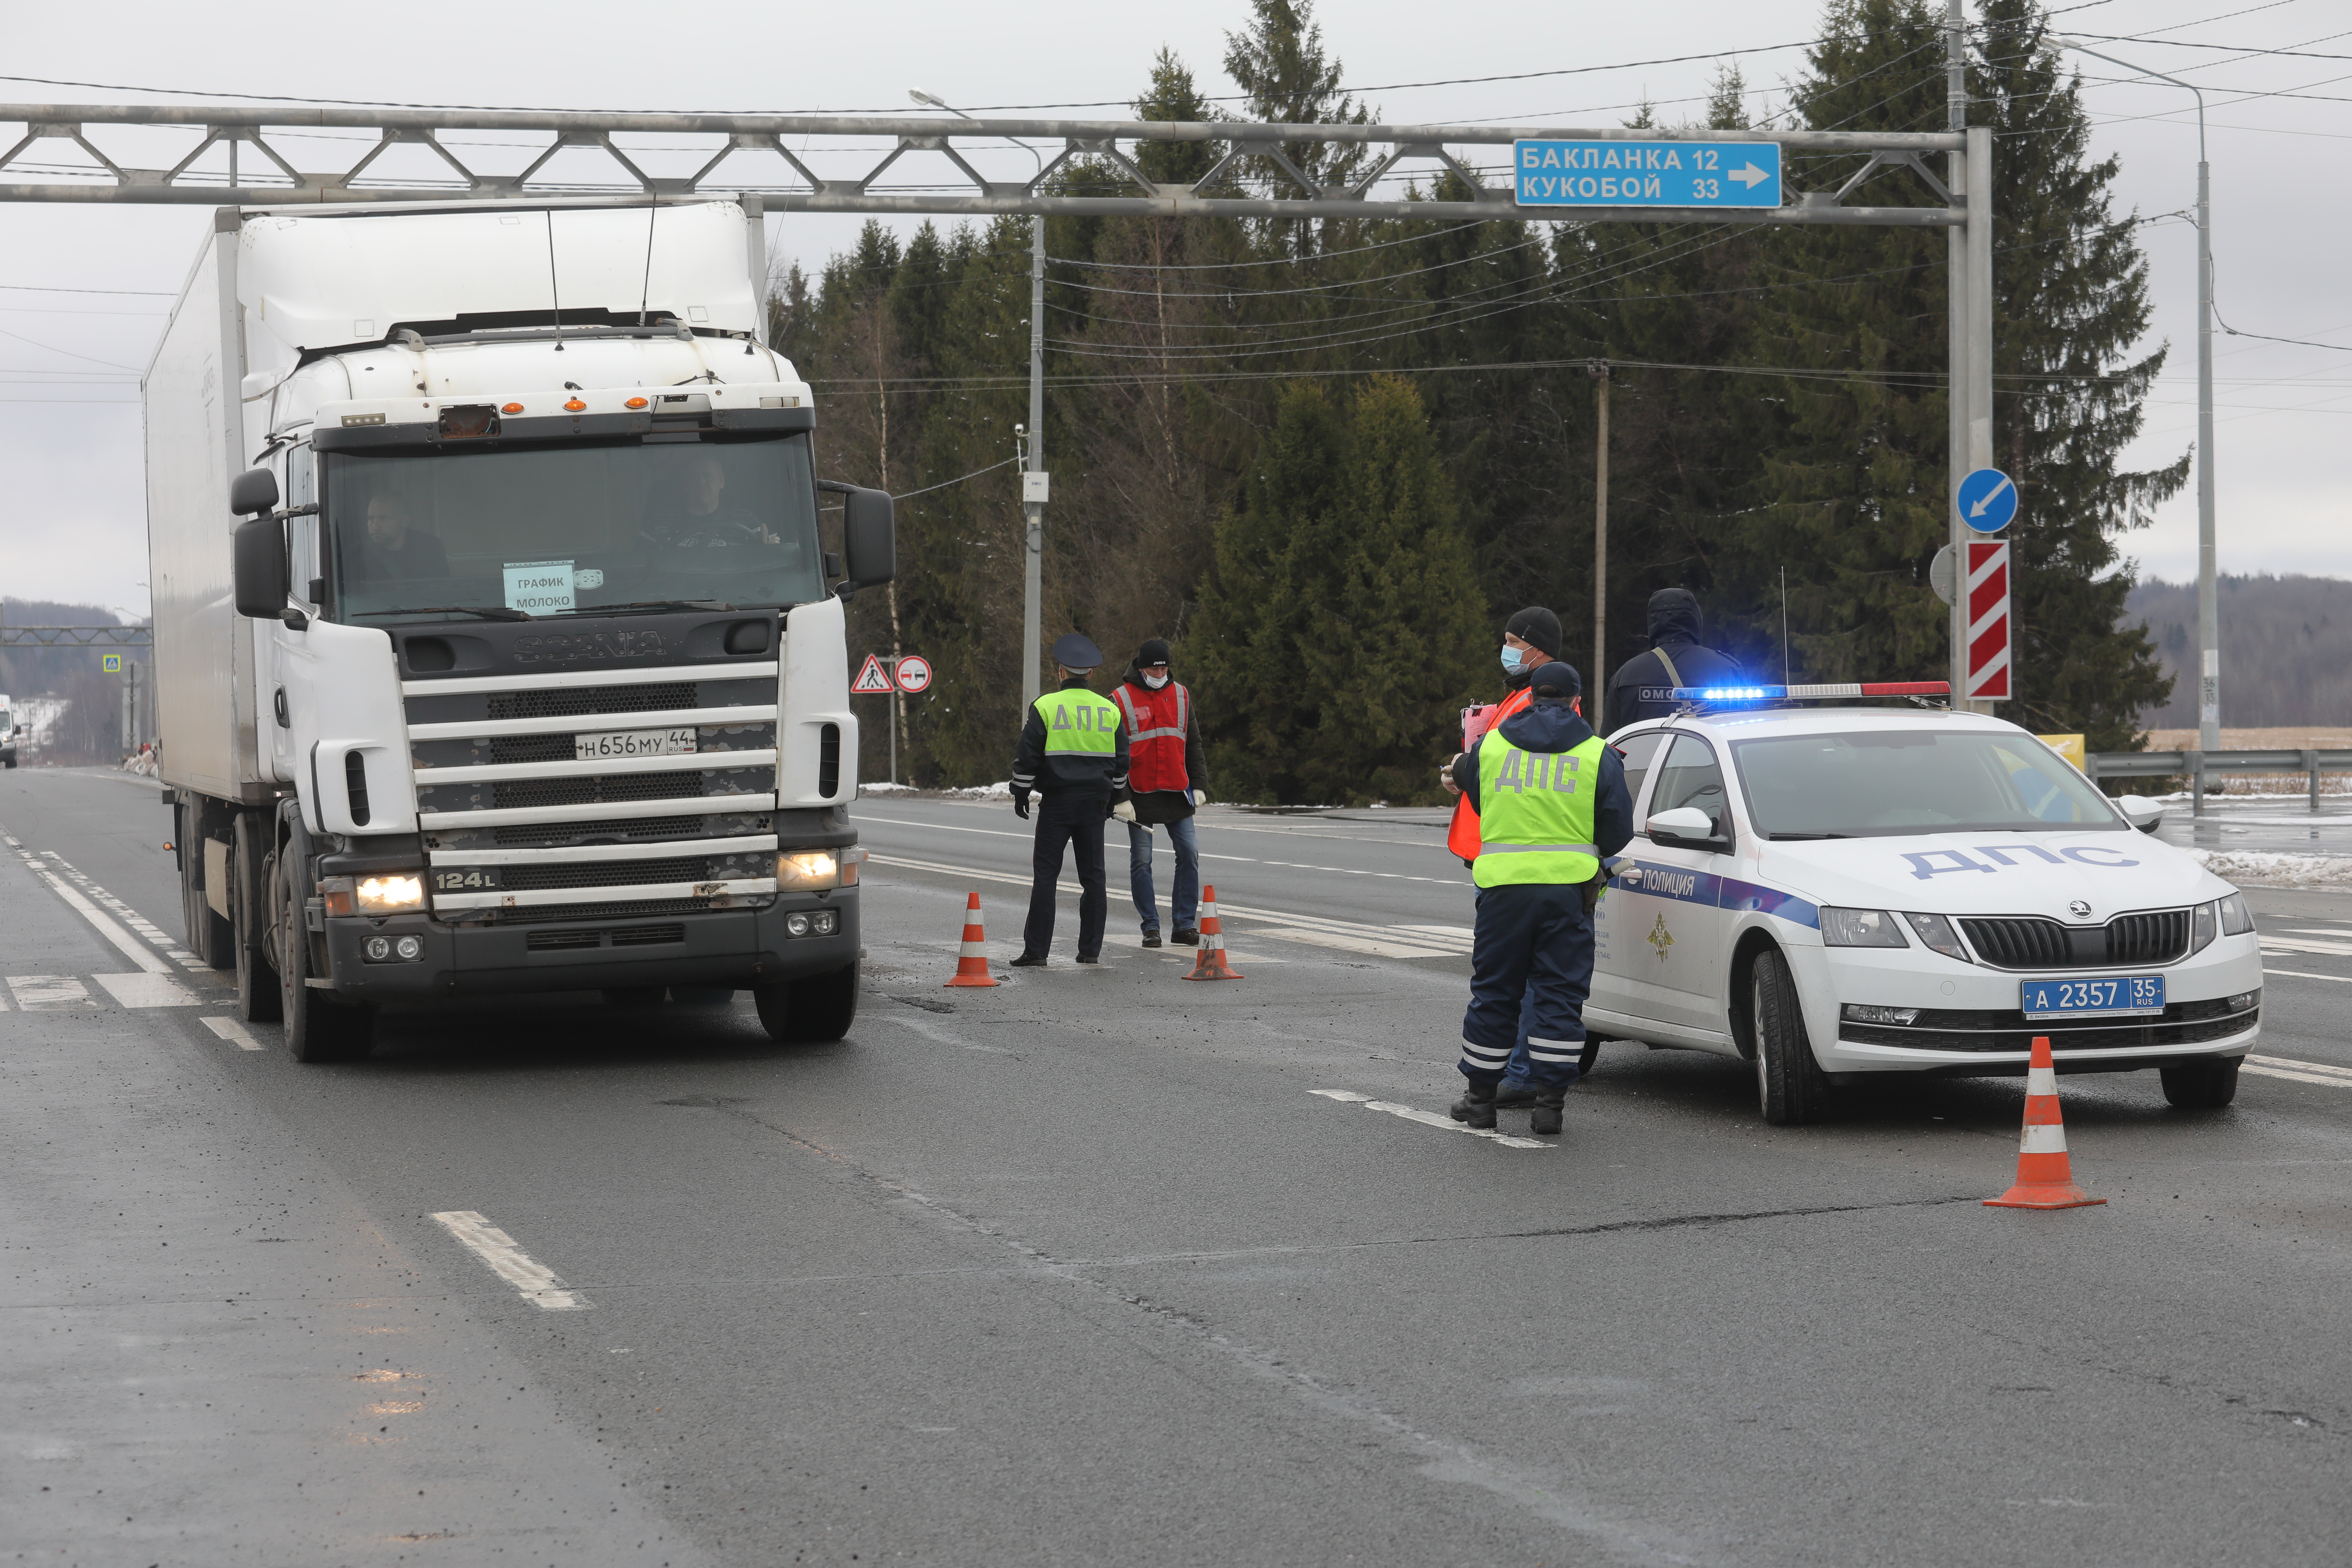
[944,890,997,988]
[1984,1036,2105,1210]
[1181,884,1244,981]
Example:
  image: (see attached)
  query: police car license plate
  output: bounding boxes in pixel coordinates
[574,727,698,761]
[2020,974,2164,1020]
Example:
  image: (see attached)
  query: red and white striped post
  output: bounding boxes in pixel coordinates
[1964,539,2011,702]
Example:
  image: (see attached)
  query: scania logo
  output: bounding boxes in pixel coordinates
[2067,899,2093,921]
[513,630,667,665]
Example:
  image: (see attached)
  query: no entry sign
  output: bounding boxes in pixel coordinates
[1964,540,2010,701]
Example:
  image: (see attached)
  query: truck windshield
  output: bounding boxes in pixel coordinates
[1728,729,2128,838]
[323,434,824,622]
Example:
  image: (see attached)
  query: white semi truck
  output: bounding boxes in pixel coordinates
[148,198,890,1060]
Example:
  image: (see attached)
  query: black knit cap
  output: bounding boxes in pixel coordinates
[1136,638,1172,667]
[1504,606,1562,658]
[1526,659,1582,698]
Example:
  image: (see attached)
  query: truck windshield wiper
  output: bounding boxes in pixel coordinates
[1766,831,1851,840]
[355,605,534,622]
[556,600,736,615]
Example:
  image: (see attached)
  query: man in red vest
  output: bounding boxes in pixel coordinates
[1443,607,1563,863]
[1110,638,1209,948]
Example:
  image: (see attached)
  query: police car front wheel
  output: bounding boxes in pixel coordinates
[1751,947,1832,1126]
[2159,1056,2240,1111]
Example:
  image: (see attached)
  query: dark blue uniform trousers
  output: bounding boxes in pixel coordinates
[1023,791,1108,959]
[1459,882,1594,1090]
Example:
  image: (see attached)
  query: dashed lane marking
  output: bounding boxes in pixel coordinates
[0,830,174,975]
[6,975,92,1009]
[200,1015,265,1050]
[2265,968,2352,984]
[1310,1089,1552,1150]
[36,850,200,966]
[856,814,1465,886]
[2243,1054,2352,1089]
[429,1210,590,1310]
[89,972,196,1008]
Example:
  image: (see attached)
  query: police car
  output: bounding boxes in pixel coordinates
[1589,682,2261,1125]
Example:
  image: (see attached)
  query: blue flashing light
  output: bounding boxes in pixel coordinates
[1673,685,1785,703]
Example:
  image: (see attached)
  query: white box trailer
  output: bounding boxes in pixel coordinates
[146,198,894,1059]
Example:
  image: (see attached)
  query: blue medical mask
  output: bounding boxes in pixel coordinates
[1500,643,1527,674]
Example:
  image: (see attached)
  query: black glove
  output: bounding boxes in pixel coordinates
[1012,791,1031,820]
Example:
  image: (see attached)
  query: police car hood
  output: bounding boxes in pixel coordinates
[1752,830,2232,918]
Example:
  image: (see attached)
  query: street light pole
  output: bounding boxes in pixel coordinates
[2054,37,2217,751]
[912,90,1048,706]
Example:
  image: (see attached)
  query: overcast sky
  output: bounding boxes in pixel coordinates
[2,0,2342,621]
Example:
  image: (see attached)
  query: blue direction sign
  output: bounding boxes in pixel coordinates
[1514,140,1782,209]
[1958,467,2018,533]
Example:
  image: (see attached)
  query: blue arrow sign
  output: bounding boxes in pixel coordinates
[1958,467,2017,533]
[1514,140,1781,209]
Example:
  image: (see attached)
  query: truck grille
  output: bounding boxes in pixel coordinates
[487,681,700,721]
[1958,909,2192,970]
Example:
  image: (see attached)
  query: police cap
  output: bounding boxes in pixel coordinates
[1051,632,1104,671]
[1526,660,1582,698]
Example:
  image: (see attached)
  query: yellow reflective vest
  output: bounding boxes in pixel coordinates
[1474,730,1605,888]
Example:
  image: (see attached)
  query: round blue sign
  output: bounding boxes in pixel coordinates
[1958,467,2017,533]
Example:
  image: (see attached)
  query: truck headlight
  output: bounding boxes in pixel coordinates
[355,873,425,914]
[1820,906,1906,947]
[777,846,865,889]
[1900,912,1972,963]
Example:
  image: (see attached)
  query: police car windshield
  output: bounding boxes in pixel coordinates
[1729,729,2126,838]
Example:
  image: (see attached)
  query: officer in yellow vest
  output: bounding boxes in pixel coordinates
[1444,660,1634,1136]
[1008,634,1130,966]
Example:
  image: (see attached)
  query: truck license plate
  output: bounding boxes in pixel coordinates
[574,727,698,761]
[2020,974,2165,1020]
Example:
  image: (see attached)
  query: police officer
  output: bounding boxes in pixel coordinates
[1602,587,1744,734]
[1446,660,1634,1136]
[1009,634,1130,966]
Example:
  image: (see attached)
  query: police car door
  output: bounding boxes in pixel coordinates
[1589,729,1669,1021]
[1617,732,1733,1038]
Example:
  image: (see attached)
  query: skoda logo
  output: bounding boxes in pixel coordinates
[2068,899,2093,921]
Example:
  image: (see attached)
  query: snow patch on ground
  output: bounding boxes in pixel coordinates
[946,781,1015,802]
[2189,848,2352,888]
[859,782,918,794]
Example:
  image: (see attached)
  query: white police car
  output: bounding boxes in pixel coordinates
[1588,683,2261,1124]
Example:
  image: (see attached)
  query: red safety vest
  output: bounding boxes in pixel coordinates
[1112,679,1192,794]
[1445,684,1535,861]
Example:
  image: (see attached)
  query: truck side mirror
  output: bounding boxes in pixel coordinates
[229,466,280,517]
[232,516,290,618]
[842,486,895,589]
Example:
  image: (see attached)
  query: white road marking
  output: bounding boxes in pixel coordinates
[0,831,173,974]
[1311,1088,1552,1150]
[90,972,196,1008]
[7,975,92,1009]
[37,851,200,966]
[1253,927,1456,960]
[201,1015,266,1050]
[2265,967,2352,984]
[2244,1053,2352,1088]
[2261,937,2352,958]
[857,815,1464,886]
[428,1210,589,1310]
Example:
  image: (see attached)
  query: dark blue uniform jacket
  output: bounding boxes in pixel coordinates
[1450,699,1636,865]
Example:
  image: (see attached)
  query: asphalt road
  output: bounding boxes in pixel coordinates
[5,770,2351,1567]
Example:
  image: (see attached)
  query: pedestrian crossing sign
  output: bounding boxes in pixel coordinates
[852,654,896,694]
[102,653,124,673]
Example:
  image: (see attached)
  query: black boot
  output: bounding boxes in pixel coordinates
[1492,1079,1538,1110]
[1449,1080,1498,1129]
[1530,1084,1568,1136]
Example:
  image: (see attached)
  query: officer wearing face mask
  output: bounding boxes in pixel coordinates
[1442,607,1563,863]
[1108,638,1209,949]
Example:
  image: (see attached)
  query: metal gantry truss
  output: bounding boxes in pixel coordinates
[0,626,153,647]
[0,104,1963,226]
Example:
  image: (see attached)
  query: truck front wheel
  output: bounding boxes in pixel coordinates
[276,860,373,1063]
[754,962,859,1043]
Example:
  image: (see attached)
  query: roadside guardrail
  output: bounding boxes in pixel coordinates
[2088,749,2352,815]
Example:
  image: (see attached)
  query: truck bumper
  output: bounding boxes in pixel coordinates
[321,889,859,1000]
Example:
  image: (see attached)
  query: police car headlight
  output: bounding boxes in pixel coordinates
[2189,899,2219,955]
[1821,906,1906,948]
[1901,912,1972,963]
[2217,892,2253,937]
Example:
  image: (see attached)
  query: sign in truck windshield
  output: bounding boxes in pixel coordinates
[325,434,825,624]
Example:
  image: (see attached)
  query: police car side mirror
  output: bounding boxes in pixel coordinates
[1647,806,1727,850]
[2115,794,2165,835]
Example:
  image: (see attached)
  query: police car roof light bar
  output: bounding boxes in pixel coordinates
[1668,680,1953,709]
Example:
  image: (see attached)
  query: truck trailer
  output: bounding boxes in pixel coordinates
[147,198,890,1060]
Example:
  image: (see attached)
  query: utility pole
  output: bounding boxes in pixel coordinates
[1023,214,1046,708]
[1589,360,1610,699]
[1946,0,1970,704]
[2051,37,2215,748]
